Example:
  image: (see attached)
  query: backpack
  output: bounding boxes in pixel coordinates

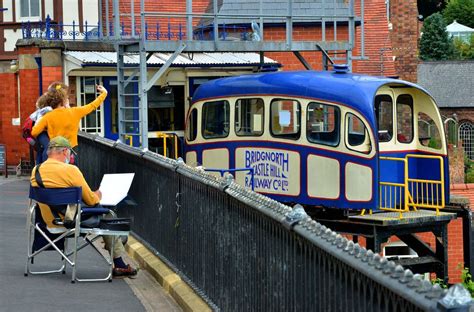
[22,117,38,149]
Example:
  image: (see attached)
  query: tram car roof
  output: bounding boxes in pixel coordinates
[192,70,432,131]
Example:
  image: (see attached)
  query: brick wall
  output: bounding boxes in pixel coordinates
[353,0,396,76]
[101,0,210,33]
[105,0,400,74]
[448,143,465,184]
[416,220,464,284]
[348,217,465,284]
[42,66,63,92]
[442,108,474,125]
[389,0,419,81]
[0,45,64,166]
[0,72,21,166]
[68,76,77,107]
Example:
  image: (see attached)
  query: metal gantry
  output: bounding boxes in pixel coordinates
[107,0,365,148]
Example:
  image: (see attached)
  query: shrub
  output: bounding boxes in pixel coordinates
[453,35,474,59]
[419,13,455,60]
[443,0,474,28]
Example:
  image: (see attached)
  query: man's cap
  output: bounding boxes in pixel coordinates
[48,136,77,154]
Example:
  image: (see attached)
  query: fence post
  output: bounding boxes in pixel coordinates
[59,22,63,39]
[168,20,171,40]
[72,20,76,40]
[85,20,88,40]
[98,21,102,38]
[45,15,51,39]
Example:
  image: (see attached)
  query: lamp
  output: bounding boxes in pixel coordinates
[10,60,18,73]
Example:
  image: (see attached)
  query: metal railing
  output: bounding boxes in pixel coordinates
[148,131,179,159]
[380,154,445,217]
[78,132,470,311]
[379,156,408,218]
[406,154,445,215]
[204,167,255,191]
[21,15,185,41]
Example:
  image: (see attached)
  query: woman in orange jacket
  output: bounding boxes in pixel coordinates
[31,82,108,164]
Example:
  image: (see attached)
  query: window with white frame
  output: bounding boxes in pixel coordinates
[19,0,40,19]
[78,77,103,134]
[459,121,474,160]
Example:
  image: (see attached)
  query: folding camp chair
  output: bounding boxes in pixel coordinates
[25,186,130,283]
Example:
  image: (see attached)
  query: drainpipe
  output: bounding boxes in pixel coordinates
[34,56,42,95]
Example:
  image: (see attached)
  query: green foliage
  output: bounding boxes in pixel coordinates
[443,0,474,28]
[460,266,474,296]
[419,13,455,60]
[466,169,474,183]
[428,137,442,149]
[432,277,448,288]
[464,157,474,183]
[465,156,472,171]
[432,266,474,297]
[453,35,474,59]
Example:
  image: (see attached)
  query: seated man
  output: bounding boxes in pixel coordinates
[30,136,138,278]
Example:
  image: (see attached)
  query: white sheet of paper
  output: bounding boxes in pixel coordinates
[99,173,135,206]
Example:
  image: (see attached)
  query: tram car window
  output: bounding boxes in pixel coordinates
[235,98,264,136]
[270,99,301,139]
[396,94,414,143]
[186,108,198,142]
[202,100,230,139]
[307,102,340,147]
[346,113,371,154]
[418,112,442,149]
[186,70,449,212]
[375,95,393,142]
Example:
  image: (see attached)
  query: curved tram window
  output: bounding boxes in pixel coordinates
[235,98,264,136]
[396,95,414,143]
[202,100,230,139]
[418,112,442,149]
[306,102,340,147]
[346,113,371,154]
[270,99,301,139]
[375,95,393,142]
[186,108,198,141]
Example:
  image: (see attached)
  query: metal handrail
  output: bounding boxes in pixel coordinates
[379,154,445,217]
[78,132,471,311]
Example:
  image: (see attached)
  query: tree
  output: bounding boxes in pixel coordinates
[453,35,474,59]
[419,13,454,60]
[443,0,474,28]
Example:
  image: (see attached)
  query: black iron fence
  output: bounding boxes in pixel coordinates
[78,133,471,311]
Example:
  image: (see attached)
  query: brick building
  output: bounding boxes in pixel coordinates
[0,1,100,169]
[418,61,474,164]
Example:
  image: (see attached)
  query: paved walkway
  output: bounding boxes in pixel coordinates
[0,177,181,312]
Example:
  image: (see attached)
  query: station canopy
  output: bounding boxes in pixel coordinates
[64,51,280,68]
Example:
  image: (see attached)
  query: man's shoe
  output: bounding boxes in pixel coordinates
[113,265,138,278]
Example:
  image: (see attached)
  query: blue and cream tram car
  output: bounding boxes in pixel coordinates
[184,68,448,213]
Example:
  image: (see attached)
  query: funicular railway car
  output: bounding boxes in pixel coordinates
[184,68,448,214]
